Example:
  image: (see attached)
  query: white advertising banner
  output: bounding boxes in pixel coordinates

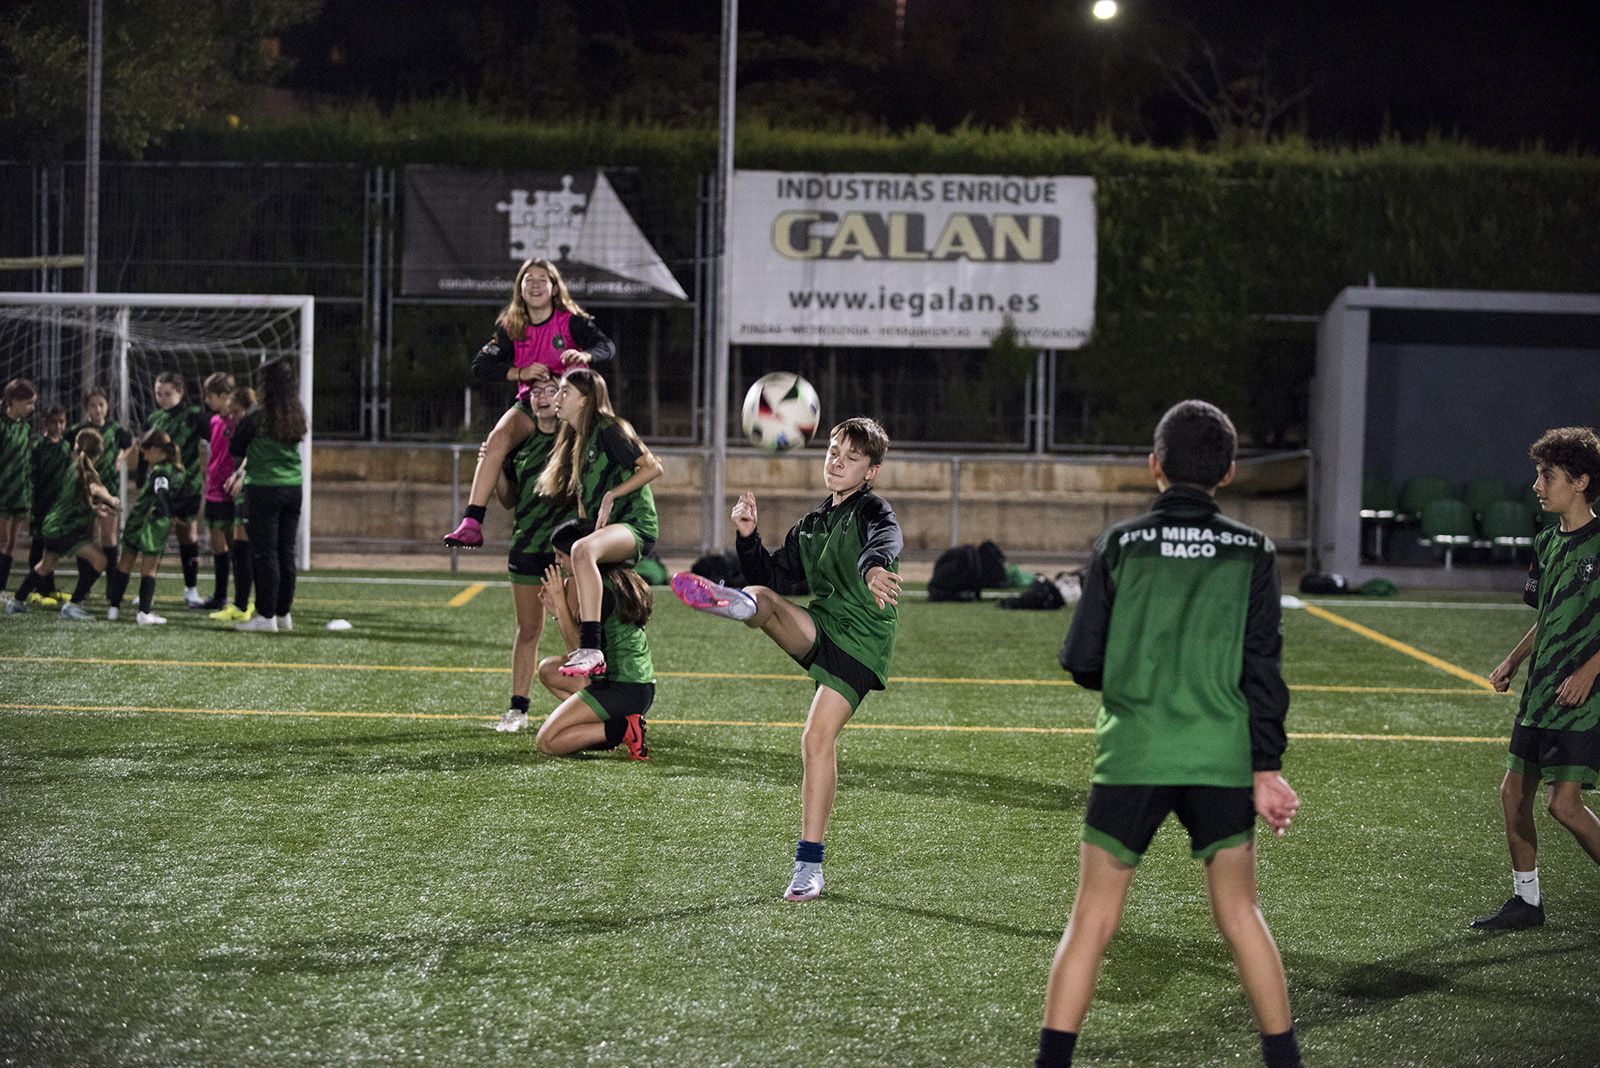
[729,171,1095,349]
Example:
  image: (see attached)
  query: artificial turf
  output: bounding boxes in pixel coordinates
[2,575,1597,1066]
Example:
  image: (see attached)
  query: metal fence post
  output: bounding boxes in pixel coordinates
[449,445,461,574]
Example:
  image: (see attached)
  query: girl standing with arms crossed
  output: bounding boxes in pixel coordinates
[229,360,306,634]
[443,257,614,549]
[538,369,663,679]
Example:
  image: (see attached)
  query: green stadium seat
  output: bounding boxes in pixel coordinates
[1399,475,1455,522]
[1419,497,1475,569]
[1482,498,1536,557]
[1464,476,1512,520]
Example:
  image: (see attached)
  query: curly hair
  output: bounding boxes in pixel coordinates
[1530,427,1600,504]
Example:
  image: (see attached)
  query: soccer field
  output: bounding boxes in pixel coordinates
[2,573,1597,1067]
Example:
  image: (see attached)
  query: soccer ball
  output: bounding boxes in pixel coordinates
[741,372,821,452]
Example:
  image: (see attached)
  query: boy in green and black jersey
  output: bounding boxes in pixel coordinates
[145,371,211,606]
[1472,426,1600,931]
[673,417,903,903]
[1037,400,1302,1068]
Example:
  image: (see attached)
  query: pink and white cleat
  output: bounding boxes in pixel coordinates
[559,647,607,677]
[443,517,483,548]
[671,572,757,621]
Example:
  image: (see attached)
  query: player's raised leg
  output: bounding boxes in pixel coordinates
[445,406,535,548]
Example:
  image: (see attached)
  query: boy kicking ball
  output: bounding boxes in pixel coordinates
[1038,400,1302,1068]
[673,417,902,902]
[1472,426,1600,931]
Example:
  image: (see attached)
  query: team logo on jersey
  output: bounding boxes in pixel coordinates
[552,334,566,350]
[1579,556,1598,582]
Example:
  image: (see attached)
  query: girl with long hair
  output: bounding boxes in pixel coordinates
[104,429,183,624]
[539,368,663,678]
[228,359,306,634]
[443,257,614,549]
[209,387,257,622]
[5,427,121,621]
[69,385,135,589]
[533,519,655,760]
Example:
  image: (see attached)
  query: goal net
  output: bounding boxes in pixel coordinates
[0,293,314,570]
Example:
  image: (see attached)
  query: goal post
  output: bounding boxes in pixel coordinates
[0,293,314,571]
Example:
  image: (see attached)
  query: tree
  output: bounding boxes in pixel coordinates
[0,0,321,160]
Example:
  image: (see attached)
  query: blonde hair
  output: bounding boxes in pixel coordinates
[535,369,649,503]
[498,257,587,338]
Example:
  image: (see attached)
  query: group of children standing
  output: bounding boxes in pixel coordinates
[1,358,306,632]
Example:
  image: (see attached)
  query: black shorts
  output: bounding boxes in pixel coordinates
[204,499,237,529]
[1508,721,1600,788]
[42,525,93,556]
[1083,784,1256,866]
[508,549,557,584]
[168,490,201,521]
[578,680,655,724]
[792,622,883,711]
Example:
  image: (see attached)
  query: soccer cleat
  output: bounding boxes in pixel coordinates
[235,614,279,633]
[443,517,484,548]
[495,709,528,733]
[59,602,94,622]
[136,611,168,626]
[671,572,757,621]
[277,613,293,632]
[105,606,120,621]
[622,714,649,760]
[4,597,29,615]
[183,587,205,608]
[783,861,825,903]
[1469,896,1545,930]
[199,595,227,611]
[28,591,60,609]
[559,647,607,677]
[209,604,248,622]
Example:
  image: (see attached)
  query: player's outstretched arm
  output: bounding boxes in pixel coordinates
[1253,771,1299,837]
[731,491,758,538]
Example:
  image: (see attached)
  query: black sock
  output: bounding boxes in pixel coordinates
[105,568,131,608]
[102,545,119,576]
[0,552,12,593]
[14,568,39,601]
[510,694,530,712]
[465,504,487,523]
[1036,1028,1078,1068]
[1262,1028,1302,1068]
[29,541,58,596]
[138,576,157,614]
[796,839,824,864]
[579,620,603,650]
[72,558,100,604]
[233,544,253,608]
[211,551,230,600]
[179,542,200,588]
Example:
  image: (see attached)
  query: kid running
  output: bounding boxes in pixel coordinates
[532,519,653,760]
[104,429,182,625]
[0,378,38,603]
[1472,426,1600,931]
[1036,400,1301,1068]
[542,369,663,679]
[672,417,902,903]
[443,257,614,549]
[145,371,212,608]
[5,427,121,621]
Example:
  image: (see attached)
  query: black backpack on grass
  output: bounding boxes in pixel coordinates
[928,545,983,602]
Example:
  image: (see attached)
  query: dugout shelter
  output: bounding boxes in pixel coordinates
[1311,286,1600,589]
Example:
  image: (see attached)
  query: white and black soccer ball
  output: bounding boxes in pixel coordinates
[741,372,820,453]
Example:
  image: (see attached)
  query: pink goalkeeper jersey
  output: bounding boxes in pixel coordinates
[205,413,238,502]
[512,309,578,404]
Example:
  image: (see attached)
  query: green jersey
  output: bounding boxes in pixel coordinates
[229,408,302,487]
[736,487,902,685]
[598,573,654,685]
[30,436,73,527]
[0,411,33,516]
[578,417,657,541]
[69,419,132,494]
[1518,516,1600,732]
[1061,486,1289,788]
[147,403,209,496]
[42,465,98,543]
[504,425,568,559]
[124,462,178,541]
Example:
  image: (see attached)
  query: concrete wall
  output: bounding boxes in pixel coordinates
[311,445,1307,561]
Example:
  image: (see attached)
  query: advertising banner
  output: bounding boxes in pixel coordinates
[401,166,688,303]
[729,171,1095,348]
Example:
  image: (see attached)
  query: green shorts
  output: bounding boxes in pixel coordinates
[790,617,884,712]
[1508,721,1599,788]
[1083,784,1256,866]
[122,516,172,558]
[43,525,93,557]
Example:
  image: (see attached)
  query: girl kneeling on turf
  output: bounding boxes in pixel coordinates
[534,519,653,760]
[538,368,663,678]
[6,428,121,620]
[105,430,182,625]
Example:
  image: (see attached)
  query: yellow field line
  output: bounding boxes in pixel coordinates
[0,655,1496,696]
[447,582,489,608]
[0,702,1508,744]
[1302,602,1496,691]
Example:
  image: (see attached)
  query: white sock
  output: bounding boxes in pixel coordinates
[1513,869,1540,905]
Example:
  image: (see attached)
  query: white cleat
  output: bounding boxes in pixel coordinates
[783,861,825,903]
[105,606,120,621]
[559,647,607,677]
[135,611,168,625]
[59,602,94,622]
[495,709,529,733]
[276,613,293,632]
[235,614,279,633]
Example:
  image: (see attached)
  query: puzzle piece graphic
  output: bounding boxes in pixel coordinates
[496,176,588,259]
